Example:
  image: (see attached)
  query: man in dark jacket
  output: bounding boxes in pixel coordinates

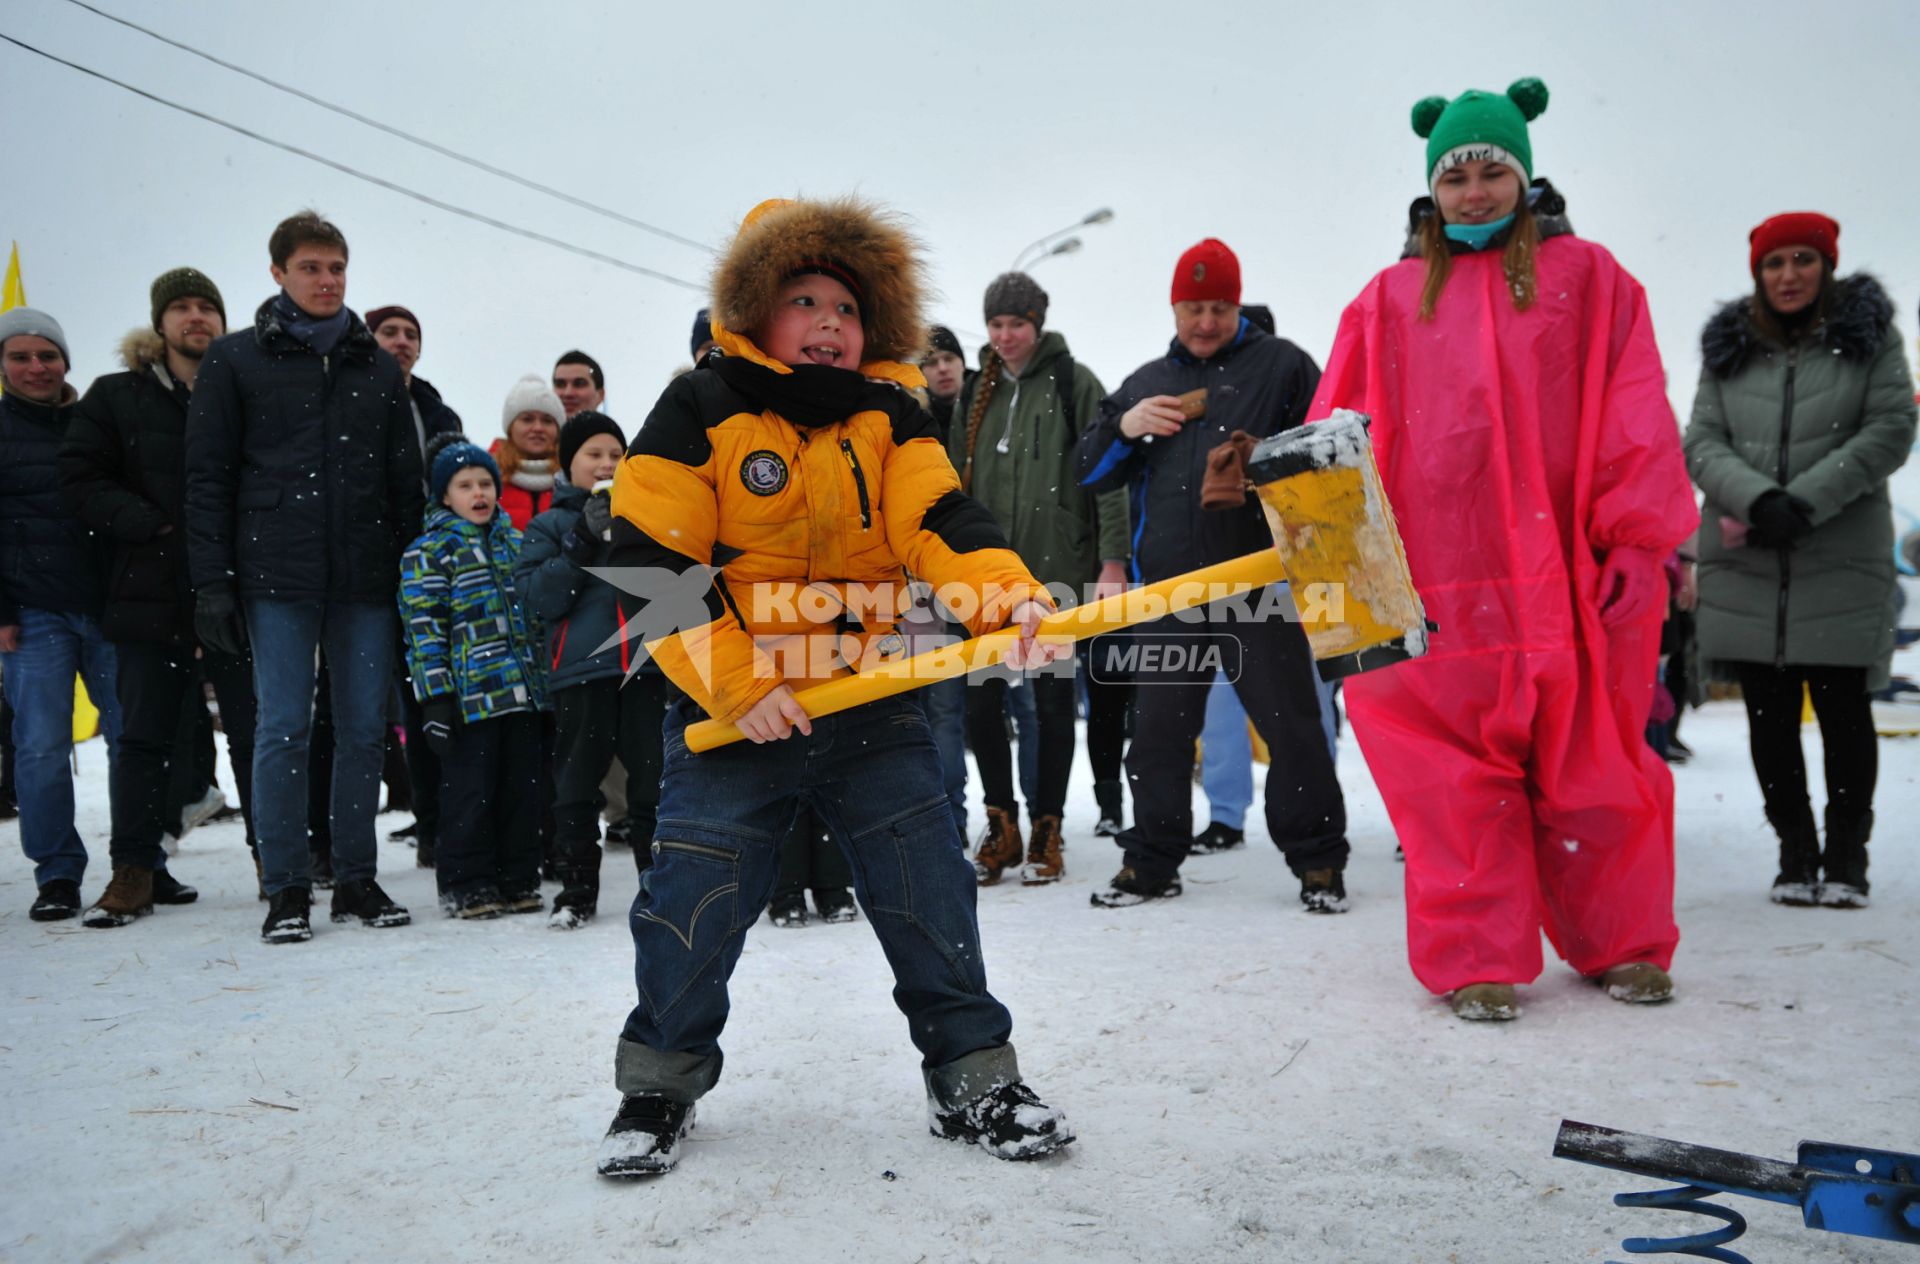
[367,304,462,476]
[60,269,255,927]
[185,210,423,942]
[0,307,125,921]
[1075,239,1351,912]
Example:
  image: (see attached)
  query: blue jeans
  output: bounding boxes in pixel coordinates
[918,674,969,837]
[615,693,1020,1108]
[1,609,122,886]
[245,599,395,895]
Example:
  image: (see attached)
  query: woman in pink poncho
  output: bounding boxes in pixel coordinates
[1308,78,1699,1020]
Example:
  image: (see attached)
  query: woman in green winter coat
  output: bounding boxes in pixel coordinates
[1684,211,1917,909]
[948,271,1129,887]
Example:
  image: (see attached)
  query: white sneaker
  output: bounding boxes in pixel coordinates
[177,785,228,840]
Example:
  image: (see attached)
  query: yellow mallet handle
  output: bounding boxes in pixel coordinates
[685,549,1287,753]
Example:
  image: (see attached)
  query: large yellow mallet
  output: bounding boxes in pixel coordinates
[685,410,1427,752]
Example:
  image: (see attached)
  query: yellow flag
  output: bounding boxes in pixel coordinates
[1,242,23,311]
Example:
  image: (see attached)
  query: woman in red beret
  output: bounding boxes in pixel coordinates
[1684,212,1916,910]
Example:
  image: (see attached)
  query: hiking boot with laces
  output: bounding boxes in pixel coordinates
[929,1081,1074,1161]
[84,867,155,928]
[261,886,313,944]
[972,807,1024,886]
[1450,983,1517,1021]
[330,878,411,927]
[1019,814,1064,885]
[1089,866,1182,908]
[1299,868,1350,914]
[596,1095,696,1177]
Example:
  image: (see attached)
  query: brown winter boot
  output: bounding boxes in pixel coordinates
[972,807,1024,886]
[1019,815,1065,885]
[83,866,155,929]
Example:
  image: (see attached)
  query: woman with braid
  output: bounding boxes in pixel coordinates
[946,273,1129,886]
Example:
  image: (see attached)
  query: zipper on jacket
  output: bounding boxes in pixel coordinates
[1773,348,1798,668]
[840,439,871,530]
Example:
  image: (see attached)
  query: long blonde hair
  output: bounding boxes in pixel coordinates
[1418,196,1540,321]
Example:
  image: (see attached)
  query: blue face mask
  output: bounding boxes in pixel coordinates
[1442,213,1515,250]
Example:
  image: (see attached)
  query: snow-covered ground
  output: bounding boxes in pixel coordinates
[3,684,1916,1263]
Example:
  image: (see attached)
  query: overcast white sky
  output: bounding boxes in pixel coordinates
[8,0,1919,438]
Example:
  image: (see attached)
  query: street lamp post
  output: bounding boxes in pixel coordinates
[1010,207,1113,270]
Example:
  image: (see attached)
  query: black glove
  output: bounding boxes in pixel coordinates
[581,490,614,541]
[561,520,600,564]
[421,697,459,758]
[1747,490,1816,550]
[194,583,248,657]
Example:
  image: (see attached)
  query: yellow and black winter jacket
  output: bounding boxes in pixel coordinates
[609,323,1047,723]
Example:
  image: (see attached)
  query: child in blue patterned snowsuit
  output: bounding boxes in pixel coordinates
[399,438,547,918]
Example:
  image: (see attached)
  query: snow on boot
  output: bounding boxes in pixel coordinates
[1299,868,1350,914]
[30,879,81,922]
[769,890,809,928]
[151,869,198,905]
[1191,821,1245,854]
[330,878,411,927]
[1818,809,1871,909]
[1089,866,1182,908]
[1019,815,1064,885]
[1092,780,1124,838]
[971,807,1023,886]
[597,1095,695,1177]
[929,1081,1074,1161]
[814,888,858,924]
[261,886,313,944]
[550,884,598,930]
[84,867,155,928]
[1768,808,1821,906]
[1450,983,1517,1021]
[1598,961,1673,1004]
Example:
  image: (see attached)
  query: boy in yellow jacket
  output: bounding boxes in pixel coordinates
[595,197,1074,1176]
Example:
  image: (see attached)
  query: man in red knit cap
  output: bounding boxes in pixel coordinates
[1074,239,1353,912]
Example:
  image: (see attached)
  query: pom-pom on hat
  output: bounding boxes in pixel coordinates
[1170,239,1242,305]
[983,271,1048,330]
[1748,212,1840,276]
[1412,77,1549,191]
[558,409,626,477]
[150,268,226,333]
[499,373,566,435]
[429,439,501,503]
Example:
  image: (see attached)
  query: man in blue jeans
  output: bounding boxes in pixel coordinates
[0,307,148,920]
[186,211,423,943]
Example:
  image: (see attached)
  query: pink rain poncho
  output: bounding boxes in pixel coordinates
[1310,234,1698,994]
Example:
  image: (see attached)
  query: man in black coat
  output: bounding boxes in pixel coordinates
[0,307,127,921]
[1074,239,1351,913]
[185,210,423,943]
[61,268,257,927]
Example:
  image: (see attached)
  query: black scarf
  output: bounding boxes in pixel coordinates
[272,292,350,357]
[709,353,899,428]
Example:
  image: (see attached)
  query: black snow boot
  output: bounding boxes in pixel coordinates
[330,878,411,927]
[929,1081,1074,1160]
[261,886,313,943]
[769,888,809,928]
[596,1095,696,1177]
[1092,780,1125,837]
[1768,808,1821,906]
[29,879,82,921]
[1819,809,1871,909]
[1191,821,1245,853]
[813,887,858,924]
[1299,868,1350,914]
[1089,866,1182,908]
[151,869,198,905]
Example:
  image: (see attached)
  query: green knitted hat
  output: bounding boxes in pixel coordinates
[150,267,226,333]
[1411,78,1549,192]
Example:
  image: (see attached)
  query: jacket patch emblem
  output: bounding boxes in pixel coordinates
[740,450,789,496]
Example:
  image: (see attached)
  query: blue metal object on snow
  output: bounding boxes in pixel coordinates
[1554,1120,1920,1260]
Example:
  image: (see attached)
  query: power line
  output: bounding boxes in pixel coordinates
[61,0,715,256]
[0,31,706,292]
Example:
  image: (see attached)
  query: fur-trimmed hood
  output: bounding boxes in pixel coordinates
[1700,273,1896,379]
[118,328,165,372]
[710,197,927,367]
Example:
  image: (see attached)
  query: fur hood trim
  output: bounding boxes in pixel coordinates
[1701,273,1895,378]
[118,328,165,372]
[711,197,928,367]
